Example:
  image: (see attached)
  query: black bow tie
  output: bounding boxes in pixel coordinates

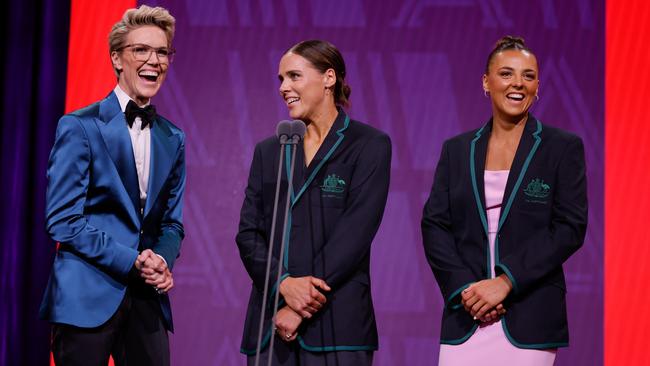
[125,100,156,129]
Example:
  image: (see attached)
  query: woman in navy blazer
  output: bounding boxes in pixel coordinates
[422,36,587,365]
[237,40,391,365]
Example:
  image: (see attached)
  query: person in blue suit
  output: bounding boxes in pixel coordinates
[39,5,185,366]
[421,36,588,365]
[237,40,391,365]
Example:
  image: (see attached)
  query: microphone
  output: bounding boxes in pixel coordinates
[290,120,306,143]
[276,120,292,144]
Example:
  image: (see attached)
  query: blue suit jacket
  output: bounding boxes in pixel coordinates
[237,109,391,353]
[421,115,587,348]
[39,91,186,331]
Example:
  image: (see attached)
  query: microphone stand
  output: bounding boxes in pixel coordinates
[265,134,299,366]
[253,125,298,366]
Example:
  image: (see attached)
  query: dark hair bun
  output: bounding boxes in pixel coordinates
[494,35,526,50]
[485,35,533,74]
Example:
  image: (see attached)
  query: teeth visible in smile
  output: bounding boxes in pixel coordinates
[287,97,300,104]
[507,93,524,100]
[139,70,159,77]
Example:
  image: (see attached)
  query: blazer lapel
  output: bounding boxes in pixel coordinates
[97,92,140,213]
[497,115,543,231]
[470,122,490,238]
[144,118,176,216]
[290,110,350,207]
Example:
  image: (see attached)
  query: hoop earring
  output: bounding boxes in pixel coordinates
[535,94,539,101]
[484,90,489,97]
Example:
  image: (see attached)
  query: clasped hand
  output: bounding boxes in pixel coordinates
[134,249,173,294]
[460,274,512,323]
[279,276,331,319]
[273,276,330,342]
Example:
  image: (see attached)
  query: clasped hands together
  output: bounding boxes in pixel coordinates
[134,249,174,294]
[274,276,331,342]
[460,273,512,323]
[273,273,512,339]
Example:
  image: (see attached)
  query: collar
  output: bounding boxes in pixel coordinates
[113,84,150,113]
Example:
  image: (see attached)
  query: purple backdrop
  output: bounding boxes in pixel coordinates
[144,0,603,364]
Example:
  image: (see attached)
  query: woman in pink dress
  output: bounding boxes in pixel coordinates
[422,36,588,366]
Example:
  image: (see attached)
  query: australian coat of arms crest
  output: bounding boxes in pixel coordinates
[321,174,346,193]
[523,178,551,199]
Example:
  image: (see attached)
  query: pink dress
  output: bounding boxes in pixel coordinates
[438,170,556,366]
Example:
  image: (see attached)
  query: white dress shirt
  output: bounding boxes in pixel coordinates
[114,85,150,211]
[114,86,167,267]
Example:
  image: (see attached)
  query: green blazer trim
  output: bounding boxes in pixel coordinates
[291,115,350,206]
[240,327,274,355]
[440,324,479,345]
[446,282,473,310]
[494,120,542,293]
[269,272,291,299]
[469,125,491,278]
[501,318,568,349]
[494,261,519,293]
[297,336,377,352]
[281,115,350,270]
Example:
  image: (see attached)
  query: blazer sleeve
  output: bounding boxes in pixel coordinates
[313,134,392,289]
[495,136,588,294]
[45,115,139,279]
[151,132,186,270]
[236,143,286,295]
[421,140,478,309]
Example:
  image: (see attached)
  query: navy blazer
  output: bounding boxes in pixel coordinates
[421,115,587,349]
[39,91,186,331]
[237,109,391,353]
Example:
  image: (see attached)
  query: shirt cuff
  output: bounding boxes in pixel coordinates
[155,253,168,267]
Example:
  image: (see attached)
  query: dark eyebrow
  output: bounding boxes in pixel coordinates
[278,70,301,80]
[498,66,537,73]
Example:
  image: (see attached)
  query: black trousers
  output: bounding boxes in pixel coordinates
[247,337,374,366]
[51,274,169,366]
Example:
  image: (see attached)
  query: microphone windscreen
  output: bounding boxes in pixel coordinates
[291,120,307,139]
[276,120,293,139]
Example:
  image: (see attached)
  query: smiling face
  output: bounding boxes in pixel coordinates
[278,52,336,122]
[483,49,539,122]
[111,25,169,105]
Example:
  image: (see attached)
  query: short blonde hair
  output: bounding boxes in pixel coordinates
[109,5,176,75]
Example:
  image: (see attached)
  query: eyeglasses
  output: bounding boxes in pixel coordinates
[117,44,176,64]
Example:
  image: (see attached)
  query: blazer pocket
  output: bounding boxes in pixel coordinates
[518,175,554,208]
[315,163,354,208]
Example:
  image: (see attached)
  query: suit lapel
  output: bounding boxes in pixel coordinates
[470,123,490,237]
[497,115,543,231]
[290,110,350,207]
[144,118,175,216]
[97,92,140,213]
